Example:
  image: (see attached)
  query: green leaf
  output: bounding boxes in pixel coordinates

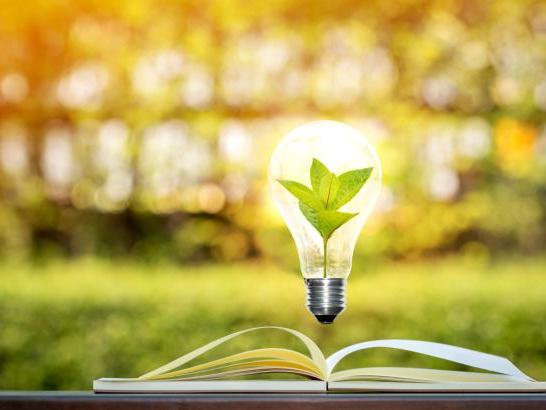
[299,202,358,239]
[317,209,358,239]
[299,202,322,234]
[310,158,330,193]
[318,172,339,209]
[329,167,373,210]
[277,180,324,210]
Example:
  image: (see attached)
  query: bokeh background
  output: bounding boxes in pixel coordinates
[1,0,546,389]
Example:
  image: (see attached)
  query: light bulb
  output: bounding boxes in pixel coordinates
[269,120,382,324]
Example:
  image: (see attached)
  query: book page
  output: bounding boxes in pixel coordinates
[148,358,320,380]
[147,349,320,380]
[328,381,546,392]
[326,339,533,382]
[94,379,327,393]
[138,327,327,381]
[152,365,320,381]
[328,367,528,383]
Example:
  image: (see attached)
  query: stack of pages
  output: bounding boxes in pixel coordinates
[94,326,546,393]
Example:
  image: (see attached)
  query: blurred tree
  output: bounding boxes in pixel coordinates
[0,0,544,263]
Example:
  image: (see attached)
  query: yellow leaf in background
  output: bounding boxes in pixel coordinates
[494,118,537,173]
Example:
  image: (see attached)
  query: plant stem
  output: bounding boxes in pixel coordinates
[323,238,327,279]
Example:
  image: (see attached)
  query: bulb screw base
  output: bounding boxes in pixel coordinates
[305,278,346,324]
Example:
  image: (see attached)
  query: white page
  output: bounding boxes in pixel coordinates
[326,340,532,381]
[328,381,546,392]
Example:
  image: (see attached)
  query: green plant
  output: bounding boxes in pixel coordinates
[277,158,372,278]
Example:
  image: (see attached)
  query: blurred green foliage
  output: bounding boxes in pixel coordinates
[0,0,545,262]
[1,256,546,389]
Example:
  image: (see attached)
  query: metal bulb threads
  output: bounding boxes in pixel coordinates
[305,278,346,324]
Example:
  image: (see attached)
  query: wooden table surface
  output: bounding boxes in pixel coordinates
[2,392,546,410]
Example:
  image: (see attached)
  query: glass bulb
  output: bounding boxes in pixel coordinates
[269,120,382,323]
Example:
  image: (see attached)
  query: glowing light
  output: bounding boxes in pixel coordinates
[218,121,252,163]
[181,64,213,108]
[428,166,459,201]
[95,119,133,203]
[154,49,184,80]
[198,183,226,213]
[139,121,212,200]
[313,56,364,105]
[104,170,133,203]
[222,173,248,203]
[220,34,289,106]
[95,119,130,172]
[362,47,397,97]
[0,123,28,177]
[269,120,382,279]
[458,118,491,159]
[41,126,74,189]
[133,50,184,96]
[422,129,456,165]
[422,76,457,109]
[57,63,108,108]
[491,76,522,106]
[1,72,28,103]
[268,120,382,323]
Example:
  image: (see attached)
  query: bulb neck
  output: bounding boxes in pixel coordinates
[305,278,346,324]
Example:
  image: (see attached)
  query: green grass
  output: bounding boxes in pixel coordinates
[1,256,546,389]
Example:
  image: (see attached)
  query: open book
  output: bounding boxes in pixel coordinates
[94,326,546,393]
